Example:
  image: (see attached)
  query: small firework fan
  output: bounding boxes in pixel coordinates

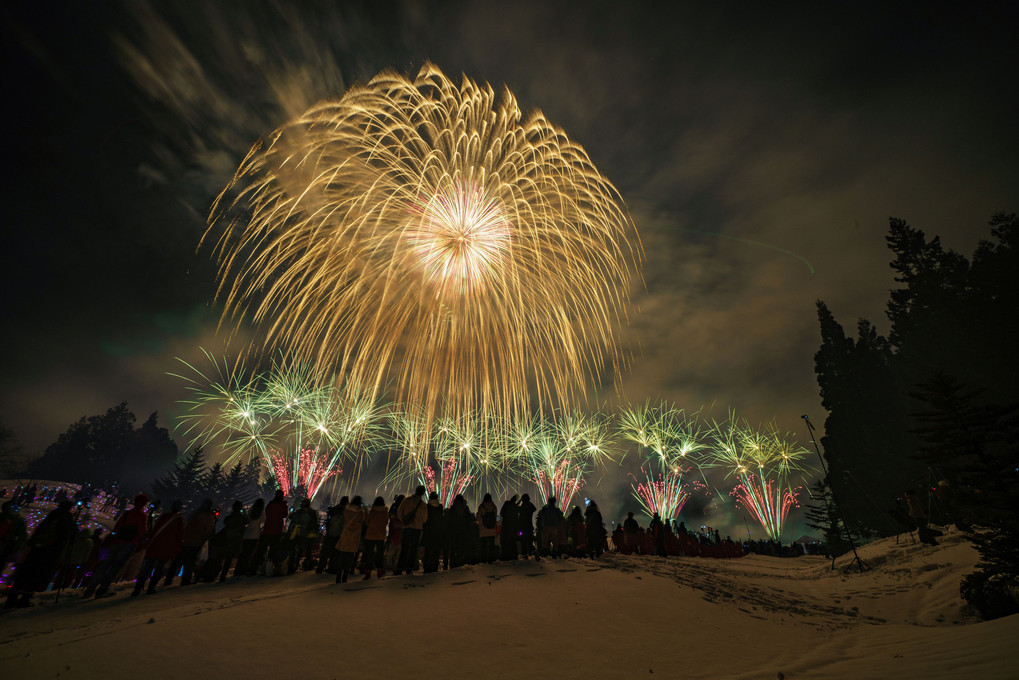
[173,351,386,501]
[534,457,584,510]
[630,465,707,521]
[268,447,342,499]
[423,457,474,507]
[730,476,801,542]
[704,412,811,542]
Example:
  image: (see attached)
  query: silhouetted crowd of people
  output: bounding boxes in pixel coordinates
[1,483,827,610]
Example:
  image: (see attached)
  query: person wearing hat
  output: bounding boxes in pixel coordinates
[85,493,150,598]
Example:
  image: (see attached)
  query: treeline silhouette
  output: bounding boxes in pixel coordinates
[814,212,1017,619]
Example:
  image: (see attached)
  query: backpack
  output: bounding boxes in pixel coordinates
[482,510,496,529]
[401,498,420,526]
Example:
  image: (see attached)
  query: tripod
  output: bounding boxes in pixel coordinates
[802,415,869,573]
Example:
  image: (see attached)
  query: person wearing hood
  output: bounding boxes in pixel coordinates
[363,496,389,579]
[584,501,605,559]
[499,495,518,560]
[422,491,446,573]
[132,500,185,595]
[445,494,471,569]
[336,496,366,584]
[476,493,499,563]
[4,500,75,608]
[84,493,149,598]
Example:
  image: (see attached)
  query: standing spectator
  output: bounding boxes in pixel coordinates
[394,486,427,575]
[287,499,318,573]
[336,496,366,584]
[567,506,586,557]
[317,504,344,575]
[422,492,445,573]
[363,497,389,579]
[622,512,640,554]
[476,493,498,563]
[254,490,289,573]
[584,501,605,558]
[207,500,247,582]
[384,496,404,573]
[178,499,216,586]
[537,497,564,558]
[445,494,471,569]
[4,501,75,608]
[499,495,518,560]
[517,493,537,559]
[0,501,28,577]
[84,493,149,598]
[649,513,668,557]
[132,500,185,595]
[236,498,264,577]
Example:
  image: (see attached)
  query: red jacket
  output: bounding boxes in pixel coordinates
[144,512,185,561]
[111,506,149,547]
[262,500,289,536]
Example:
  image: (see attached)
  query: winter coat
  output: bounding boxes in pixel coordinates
[422,499,446,547]
[144,512,185,561]
[325,511,345,538]
[243,514,263,540]
[445,500,472,541]
[517,500,537,529]
[499,500,517,535]
[398,495,428,531]
[219,510,248,551]
[364,505,389,541]
[111,506,149,547]
[289,507,318,538]
[262,499,289,536]
[337,504,366,553]
[476,500,499,538]
[537,504,564,528]
[182,509,216,548]
[28,506,76,551]
[585,508,604,547]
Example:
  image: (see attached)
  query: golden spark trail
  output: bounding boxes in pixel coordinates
[205,63,641,436]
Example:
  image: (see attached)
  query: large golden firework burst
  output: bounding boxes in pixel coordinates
[205,62,641,429]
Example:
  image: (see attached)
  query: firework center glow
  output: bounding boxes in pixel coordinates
[407,181,511,294]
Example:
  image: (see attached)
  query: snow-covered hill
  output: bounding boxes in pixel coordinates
[1,526,1014,679]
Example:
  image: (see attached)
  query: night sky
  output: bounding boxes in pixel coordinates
[3,3,1017,525]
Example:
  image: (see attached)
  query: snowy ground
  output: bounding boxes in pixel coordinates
[1,526,1015,679]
